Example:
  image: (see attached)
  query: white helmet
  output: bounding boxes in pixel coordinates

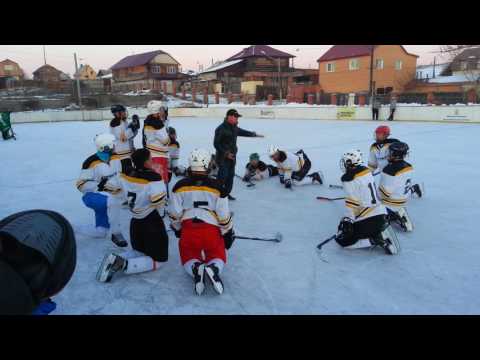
[340,149,363,173]
[95,133,115,153]
[147,100,168,115]
[189,148,211,172]
[268,145,279,157]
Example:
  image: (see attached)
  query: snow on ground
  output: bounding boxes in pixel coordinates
[1,118,479,314]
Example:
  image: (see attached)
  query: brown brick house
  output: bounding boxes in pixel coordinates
[317,45,418,97]
[110,50,186,93]
[33,64,69,82]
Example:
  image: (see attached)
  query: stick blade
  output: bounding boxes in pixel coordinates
[275,232,283,242]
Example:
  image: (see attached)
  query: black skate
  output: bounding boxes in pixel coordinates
[411,183,423,198]
[192,262,205,296]
[96,253,127,283]
[308,172,323,185]
[205,263,224,294]
[370,226,400,255]
[227,195,236,201]
[111,233,128,247]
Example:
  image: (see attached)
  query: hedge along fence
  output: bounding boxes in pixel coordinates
[10,104,480,124]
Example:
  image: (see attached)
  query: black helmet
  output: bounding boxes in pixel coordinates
[111,104,126,114]
[388,141,409,161]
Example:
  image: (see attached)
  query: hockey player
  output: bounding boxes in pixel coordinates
[75,133,128,247]
[268,146,323,189]
[368,125,400,173]
[378,141,421,232]
[168,148,234,296]
[335,149,399,255]
[143,100,170,184]
[242,153,279,182]
[109,105,140,174]
[167,127,186,179]
[96,148,169,283]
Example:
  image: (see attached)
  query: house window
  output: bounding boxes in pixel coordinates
[151,65,161,74]
[326,62,335,72]
[460,61,468,70]
[395,60,403,70]
[166,65,176,74]
[349,59,359,70]
[3,64,13,71]
[477,60,480,69]
[375,59,384,69]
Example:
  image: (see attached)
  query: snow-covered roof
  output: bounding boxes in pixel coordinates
[427,73,478,84]
[99,73,113,79]
[416,63,450,79]
[199,59,243,74]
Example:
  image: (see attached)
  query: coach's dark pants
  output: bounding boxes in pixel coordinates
[217,159,235,195]
[372,108,379,120]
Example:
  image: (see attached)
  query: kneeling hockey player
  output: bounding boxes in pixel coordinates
[378,141,421,232]
[268,146,323,189]
[368,125,400,173]
[167,127,186,179]
[336,149,400,255]
[168,148,234,296]
[76,133,127,247]
[242,153,279,182]
[109,105,140,174]
[96,148,169,283]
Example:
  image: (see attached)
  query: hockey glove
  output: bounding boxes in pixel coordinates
[284,179,292,189]
[243,174,253,182]
[337,217,354,238]
[129,115,140,132]
[97,176,109,192]
[170,224,181,238]
[279,174,285,184]
[223,229,235,250]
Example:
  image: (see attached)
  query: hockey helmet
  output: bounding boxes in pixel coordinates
[249,153,260,161]
[110,104,126,114]
[147,100,168,115]
[189,148,211,172]
[268,145,279,157]
[340,149,363,173]
[94,133,115,153]
[375,125,391,138]
[388,141,409,161]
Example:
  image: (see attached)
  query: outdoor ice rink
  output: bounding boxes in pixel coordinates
[1,117,479,314]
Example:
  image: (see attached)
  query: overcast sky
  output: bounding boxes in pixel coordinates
[0,45,444,77]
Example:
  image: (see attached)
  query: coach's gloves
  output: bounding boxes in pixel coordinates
[279,174,285,184]
[223,229,235,250]
[97,176,109,192]
[284,179,292,189]
[170,224,181,238]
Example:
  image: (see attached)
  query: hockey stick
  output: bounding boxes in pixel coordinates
[235,174,255,187]
[329,184,343,190]
[316,196,345,201]
[317,234,337,251]
[234,232,283,243]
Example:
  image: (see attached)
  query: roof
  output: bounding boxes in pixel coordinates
[317,45,419,62]
[110,50,178,70]
[33,64,61,74]
[453,47,480,61]
[199,59,244,74]
[427,73,479,84]
[416,63,450,79]
[226,45,295,61]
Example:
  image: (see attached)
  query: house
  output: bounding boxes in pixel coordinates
[74,64,97,80]
[97,69,112,78]
[416,63,450,80]
[196,45,296,99]
[0,59,24,88]
[110,50,185,93]
[33,64,70,82]
[450,47,480,78]
[317,45,419,97]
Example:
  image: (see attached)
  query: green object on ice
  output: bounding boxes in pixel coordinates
[0,112,15,140]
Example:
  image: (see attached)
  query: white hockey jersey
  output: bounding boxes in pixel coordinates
[110,118,137,160]
[368,138,400,172]
[341,166,386,223]
[143,115,170,159]
[119,170,167,219]
[379,160,414,209]
[76,154,123,196]
[168,175,233,235]
[274,151,305,181]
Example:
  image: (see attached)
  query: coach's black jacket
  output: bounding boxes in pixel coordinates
[213,120,256,165]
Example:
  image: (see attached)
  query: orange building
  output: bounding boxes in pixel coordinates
[317,45,418,96]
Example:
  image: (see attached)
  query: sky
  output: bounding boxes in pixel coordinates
[0,45,444,78]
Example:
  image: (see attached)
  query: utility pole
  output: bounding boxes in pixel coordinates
[433,56,436,78]
[278,58,282,101]
[43,45,47,65]
[74,53,82,109]
[369,45,375,99]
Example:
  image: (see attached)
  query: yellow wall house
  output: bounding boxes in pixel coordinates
[75,64,97,80]
[317,45,418,95]
[241,81,264,95]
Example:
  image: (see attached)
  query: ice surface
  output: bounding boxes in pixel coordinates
[1,118,479,314]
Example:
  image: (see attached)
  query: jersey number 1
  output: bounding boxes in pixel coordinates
[368,182,377,205]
